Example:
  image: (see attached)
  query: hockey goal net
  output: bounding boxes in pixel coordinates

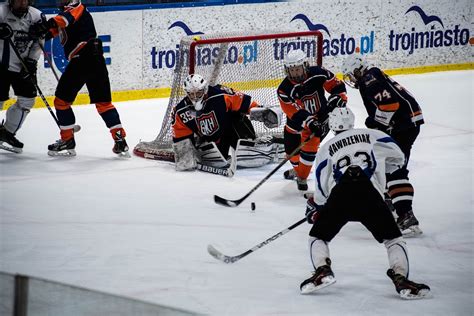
[134,30,323,161]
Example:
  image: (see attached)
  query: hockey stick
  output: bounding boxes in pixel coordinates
[7,38,81,133]
[39,41,60,82]
[214,134,314,207]
[207,217,306,263]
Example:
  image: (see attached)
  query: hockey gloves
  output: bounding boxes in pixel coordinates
[29,18,57,39]
[365,117,394,134]
[20,58,38,80]
[306,116,323,137]
[0,23,13,40]
[327,94,347,110]
[305,197,322,224]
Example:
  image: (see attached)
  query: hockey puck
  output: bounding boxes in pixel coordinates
[251,202,256,211]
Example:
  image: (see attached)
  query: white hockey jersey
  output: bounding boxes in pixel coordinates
[0,3,44,73]
[313,128,405,206]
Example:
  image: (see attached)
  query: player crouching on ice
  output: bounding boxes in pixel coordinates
[172,74,282,175]
[300,107,430,299]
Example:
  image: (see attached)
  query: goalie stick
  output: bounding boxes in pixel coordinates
[207,217,306,263]
[214,134,314,207]
[7,38,81,133]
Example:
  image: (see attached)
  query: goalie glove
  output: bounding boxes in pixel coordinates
[172,138,197,171]
[305,197,322,224]
[327,94,347,111]
[249,106,282,128]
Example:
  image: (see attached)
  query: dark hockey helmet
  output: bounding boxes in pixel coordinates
[342,55,369,89]
[9,0,31,17]
[283,49,309,83]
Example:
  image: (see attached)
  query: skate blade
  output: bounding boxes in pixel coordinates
[114,151,131,158]
[48,149,76,157]
[402,225,423,238]
[300,276,336,294]
[399,288,431,300]
[0,143,22,154]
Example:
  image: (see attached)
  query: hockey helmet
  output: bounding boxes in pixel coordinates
[342,55,369,89]
[283,49,309,83]
[57,0,81,10]
[183,74,208,111]
[9,0,30,17]
[329,107,355,133]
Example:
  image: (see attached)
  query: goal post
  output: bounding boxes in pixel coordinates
[134,30,323,161]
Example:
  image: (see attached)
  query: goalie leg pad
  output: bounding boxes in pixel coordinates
[172,138,197,171]
[235,138,276,168]
[197,142,229,168]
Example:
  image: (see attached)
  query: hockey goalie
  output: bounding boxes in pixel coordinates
[172,74,283,175]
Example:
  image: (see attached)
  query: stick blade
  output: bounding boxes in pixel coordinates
[207,244,237,264]
[214,195,239,207]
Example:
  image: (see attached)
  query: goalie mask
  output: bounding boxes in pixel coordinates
[183,74,208,111]
[342,55,369,89]
[329,107,355,133]
[9,0,30,17]
[283,49,309,83]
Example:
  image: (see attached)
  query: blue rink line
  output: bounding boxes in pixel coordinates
[40,0,286,14]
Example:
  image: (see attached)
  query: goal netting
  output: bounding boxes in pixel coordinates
[134,30,323,161]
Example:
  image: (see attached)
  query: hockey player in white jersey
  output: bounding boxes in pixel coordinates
[300,107,430,299]
[0,0,44,153]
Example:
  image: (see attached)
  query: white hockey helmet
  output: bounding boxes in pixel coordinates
[283,49,309,83]
[329,107,355,133]
[341,54,369,89]
[183,74,208,111]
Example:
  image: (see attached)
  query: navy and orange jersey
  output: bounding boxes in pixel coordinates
[172,84,258,144]
[277,66,346,133]
[48,2,97,60]
[358,67,424,133]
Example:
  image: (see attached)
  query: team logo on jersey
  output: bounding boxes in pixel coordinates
[301,91,321,114]
[197,111,219,136]
[13,31,31,54]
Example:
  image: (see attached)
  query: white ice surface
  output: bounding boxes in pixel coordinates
[1,70,473,315]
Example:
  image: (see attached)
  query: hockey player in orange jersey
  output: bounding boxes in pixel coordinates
[28,0,128,157]
[172,74,281,173]
[277,49,347,191]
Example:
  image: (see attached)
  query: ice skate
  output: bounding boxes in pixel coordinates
[397,210,422,237]
[112,130,130,158]
[387,269,430,299]
[0,125,23,154]
[300,259,336,294]
[296,177,308,192]
[283,168,296,180]
[48,138,76,157]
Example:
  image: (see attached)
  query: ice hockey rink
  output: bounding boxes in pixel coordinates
[0,70,472,315]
